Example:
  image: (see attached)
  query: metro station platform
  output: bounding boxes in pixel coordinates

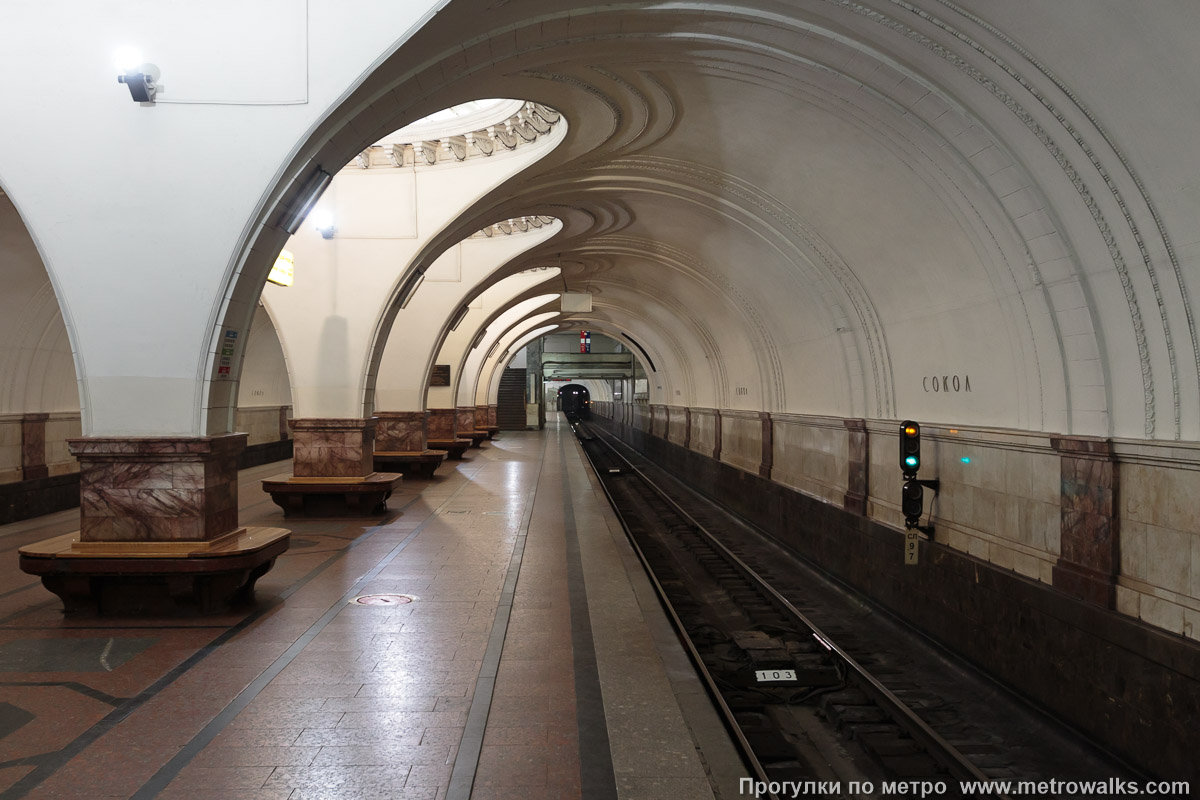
[0,418,743,800]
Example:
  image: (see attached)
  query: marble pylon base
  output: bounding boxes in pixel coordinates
[456,408,489,448]
[16,433,290,615]
[19,528,290,614]
[263,418,401,516]
[474,406,499,439]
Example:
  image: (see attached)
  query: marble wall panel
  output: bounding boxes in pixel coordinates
[650,405,668,438]
[474,406,489,429]
[375,411,427,452]
[666,406,688,446]
[45,414,81,477]
[20,413,48,480]
[236,406,290,446]
[689,409,717,457]
[1051,436,1118,608]
[771,415,848,507]
[428,408,456,439]
[865,422,1061,586]
[1112,441,1200,640]
[628,404,642,432]
[0,417,21,484]
[719,410,762,476]
[488,405,498,427]
[844,418,867,514]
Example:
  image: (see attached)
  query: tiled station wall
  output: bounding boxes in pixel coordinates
[593,401,1200,781]
[595,401,1200,643]
[0,405,292,524]
[0,412,82,483]
[0,405,293,487]
[235,405,294,448]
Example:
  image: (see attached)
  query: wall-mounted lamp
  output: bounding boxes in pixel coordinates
[280,169,333,234]
[115,47,157,103]
[311,209,336,239]
[398,271,425,309]
[448,304,470,331]
[471,328,488,350]
[267,249,295,287]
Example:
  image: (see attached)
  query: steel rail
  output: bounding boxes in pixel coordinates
[579,422,1011,799]
[569,422,782,800]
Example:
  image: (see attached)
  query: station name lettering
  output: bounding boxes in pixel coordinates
[922,374,971,393]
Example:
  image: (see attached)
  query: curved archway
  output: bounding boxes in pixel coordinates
[0,183,83,487]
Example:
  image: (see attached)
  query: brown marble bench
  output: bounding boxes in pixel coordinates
[373,449,446,479]
[480,426,500,439]
[19,527,291,614]
[427,438,471,459]
[261,472,402,517]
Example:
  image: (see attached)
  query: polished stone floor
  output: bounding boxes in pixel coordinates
[0,418,740,799]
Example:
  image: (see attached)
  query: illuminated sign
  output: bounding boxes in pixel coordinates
[267,249,294,287]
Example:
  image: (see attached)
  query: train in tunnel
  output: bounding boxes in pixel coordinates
[556,383,591,421]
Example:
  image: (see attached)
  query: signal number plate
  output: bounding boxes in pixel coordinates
[755,669,797,683]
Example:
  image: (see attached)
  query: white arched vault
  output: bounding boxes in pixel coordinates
[255,127,564,422]
[370,233,562,413]
[2,2,1196,442]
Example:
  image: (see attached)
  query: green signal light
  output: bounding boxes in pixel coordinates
[961,456,971,464]
[904,456,919,467]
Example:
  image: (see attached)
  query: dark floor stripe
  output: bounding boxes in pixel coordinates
[446,434,548,800]
[131,462,491,799]
[0,582,39,601]
[559,425,619,800]
[0,681,126,708]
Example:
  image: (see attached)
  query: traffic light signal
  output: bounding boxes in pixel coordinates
[900,420,920,477]
[902,479,924,529]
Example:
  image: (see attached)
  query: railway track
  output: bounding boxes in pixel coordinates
[571,420,1134,800]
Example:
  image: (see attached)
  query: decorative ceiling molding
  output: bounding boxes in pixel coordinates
[343,101,562,170]
[829,0,1166,436]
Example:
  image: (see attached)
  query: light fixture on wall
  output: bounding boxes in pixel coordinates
[115,47,157,103]
[448,304,470,331]
[311,209,336,239]
[471,328,488,349]
[280,169,333,234]
[267,249,295,287]
[398,271,426,309]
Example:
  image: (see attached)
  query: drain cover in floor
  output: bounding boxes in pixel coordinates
[350,594,416,606]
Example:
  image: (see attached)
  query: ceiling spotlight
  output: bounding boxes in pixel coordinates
[115,47,156,103]
[311,209,335,239]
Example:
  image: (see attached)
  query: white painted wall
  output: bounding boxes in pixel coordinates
[0,0,446,435]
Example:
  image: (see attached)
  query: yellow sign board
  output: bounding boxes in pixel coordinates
[267,249,294,287]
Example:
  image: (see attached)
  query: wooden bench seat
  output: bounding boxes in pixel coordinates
[427,438,471,459]
[373,449,447,478]
[19,527,291,614]
[261,472,403,517]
